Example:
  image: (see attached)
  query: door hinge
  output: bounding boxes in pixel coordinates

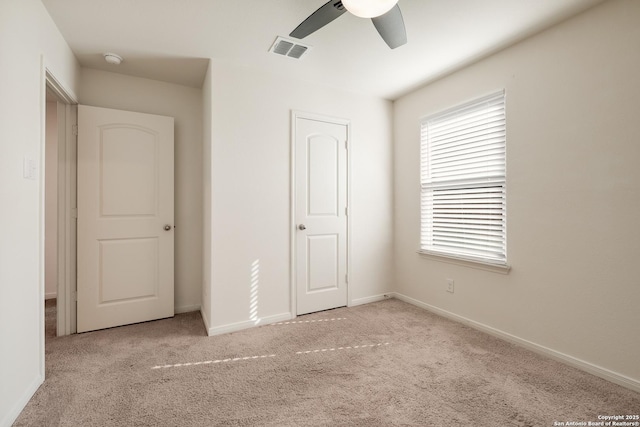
[345,274,348,284]
[72,124,78,136]
[345,206,349,216]
[71,208,78,219]
[344,139,348,150]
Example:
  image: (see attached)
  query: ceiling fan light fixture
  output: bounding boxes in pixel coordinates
[341,0,398,18]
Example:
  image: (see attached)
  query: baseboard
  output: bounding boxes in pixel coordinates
[44,292,57,300]
[1,373,43,427]
[391,292,640,393]
[175,304,201,314]
[349,293,392,307]
[206,312,293,337]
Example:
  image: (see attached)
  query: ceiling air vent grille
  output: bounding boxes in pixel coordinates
[269,36,312,60]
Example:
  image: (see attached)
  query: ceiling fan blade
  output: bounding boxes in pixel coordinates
[290,1,347,39]
[371,4,407,49]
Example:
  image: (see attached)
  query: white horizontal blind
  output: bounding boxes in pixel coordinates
[420,90,506,264]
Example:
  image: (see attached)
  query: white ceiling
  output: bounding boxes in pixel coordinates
[41,0,605,100]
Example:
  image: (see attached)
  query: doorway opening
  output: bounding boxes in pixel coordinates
[44,70,78,338]
[44,89,59,338]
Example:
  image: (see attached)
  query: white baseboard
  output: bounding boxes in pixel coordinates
[391,292,640,393]
[44,292,57,300]
[349,293,392,307]
[175,304,200,314]
[1,374,43,427]
[206,312,293,337]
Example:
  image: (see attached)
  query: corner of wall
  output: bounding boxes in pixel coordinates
[201,59,213,331]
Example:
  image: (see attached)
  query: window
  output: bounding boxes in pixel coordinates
[420,90,507,266]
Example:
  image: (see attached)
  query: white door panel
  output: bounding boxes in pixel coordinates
[307,234,339,291]
[295,116,348,315]
[77,105,174,332]
[99,126,158,216]
[308,136,339,216]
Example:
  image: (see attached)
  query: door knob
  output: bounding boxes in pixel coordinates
[164,224,172,231]
[298,224,306,231]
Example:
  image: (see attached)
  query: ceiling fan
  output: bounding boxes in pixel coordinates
[289,0,407,49]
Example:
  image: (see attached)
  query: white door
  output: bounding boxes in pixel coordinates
[77,105,174,333]
[295,115,348,315]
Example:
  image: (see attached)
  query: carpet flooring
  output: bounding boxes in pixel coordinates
[15,298,640,426]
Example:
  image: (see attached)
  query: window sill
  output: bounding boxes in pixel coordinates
[417,250,511,274]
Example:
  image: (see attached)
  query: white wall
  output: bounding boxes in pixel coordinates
[393,0,640,388]
[203,61,393,333]
[44,101,58,299]
[0,1,80,425]
[79,69,203,314]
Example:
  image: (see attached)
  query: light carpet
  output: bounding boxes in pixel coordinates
[14,299,640,426]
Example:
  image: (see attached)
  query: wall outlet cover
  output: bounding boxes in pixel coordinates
[446,279,454,293]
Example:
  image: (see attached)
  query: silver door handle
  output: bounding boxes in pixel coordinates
[164,224,172,231]
[298,224,306,231]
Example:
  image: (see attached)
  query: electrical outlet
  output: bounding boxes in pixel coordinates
[446,279,455,293]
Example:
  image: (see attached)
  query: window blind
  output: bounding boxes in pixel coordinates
[420,90,506,264]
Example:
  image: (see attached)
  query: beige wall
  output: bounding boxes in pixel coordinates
[393,0,640,387]
[203,61,394,333]
[0,1,80,424]
[79,68,203,313]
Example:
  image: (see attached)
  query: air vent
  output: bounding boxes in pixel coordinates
[269,36,312,60]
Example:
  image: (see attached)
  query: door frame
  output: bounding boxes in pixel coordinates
[44,68,78,336]
[289,110,352,316]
